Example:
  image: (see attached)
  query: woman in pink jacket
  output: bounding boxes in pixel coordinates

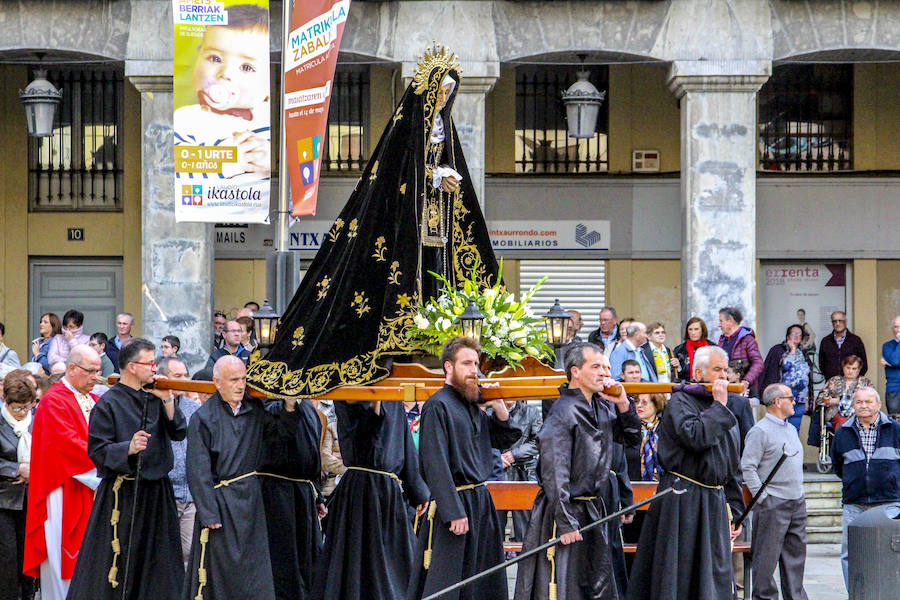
[47,310,90,367]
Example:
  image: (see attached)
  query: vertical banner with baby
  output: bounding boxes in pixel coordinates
[284,0,350,217]
[173,0,271,223]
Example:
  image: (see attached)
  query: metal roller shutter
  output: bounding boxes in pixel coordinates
[518,260,606,334]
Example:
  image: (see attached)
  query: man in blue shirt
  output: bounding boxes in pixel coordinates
[587,306,620,355]
[609,322,657,382]
[159,357,202,568]
[881,316,900,418]
[206,320,251,368]
[105,313,134,373]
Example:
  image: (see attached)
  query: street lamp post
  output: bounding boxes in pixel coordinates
[267,0,302,317]
[561,56,606,140]
[543,298,570,347]
[252,299,282,357]
[19,69,62,138]
[457,301,485,345]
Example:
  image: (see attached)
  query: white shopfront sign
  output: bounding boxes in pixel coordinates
[214,219,611,259]
[487,221,610,252]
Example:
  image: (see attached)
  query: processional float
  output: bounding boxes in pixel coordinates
[122,359,744,403]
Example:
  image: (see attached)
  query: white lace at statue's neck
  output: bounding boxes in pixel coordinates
[430,114,445,144]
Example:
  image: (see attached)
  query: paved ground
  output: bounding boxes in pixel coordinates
[801,543,845,600]
[504,543,846,600]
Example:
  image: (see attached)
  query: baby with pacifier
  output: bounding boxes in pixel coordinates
[175,4,271,180]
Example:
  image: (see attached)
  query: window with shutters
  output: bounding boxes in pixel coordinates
[518,260,606,334]
[28,67,124,211]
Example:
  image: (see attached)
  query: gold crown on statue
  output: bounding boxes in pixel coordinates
[413,42,461,95]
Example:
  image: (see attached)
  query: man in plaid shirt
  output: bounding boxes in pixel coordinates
[832,387,900,593]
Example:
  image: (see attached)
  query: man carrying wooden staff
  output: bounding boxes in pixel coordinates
[514,342,641,600]
[67,339,187,600]
[627,346,746,600]
[183,356,299,600]
[312,385,430,600]
[407,336,522,600]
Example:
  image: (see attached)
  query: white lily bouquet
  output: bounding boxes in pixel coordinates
[407,261,553,369]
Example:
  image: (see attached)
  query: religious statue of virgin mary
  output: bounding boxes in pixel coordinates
[247,44,500,398]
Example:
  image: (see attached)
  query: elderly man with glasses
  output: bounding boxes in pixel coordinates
[741,383,809,600]
[819,311,868,381]
[24,345,103,600]
[832,386,900,594]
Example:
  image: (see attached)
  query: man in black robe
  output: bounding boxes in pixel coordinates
[514,342,641,600]
[407,337,522,600]
[602,425,639,598]
[313,398,430,600]
[491,399,542,547]
[67,338,186,599]
[627,345,745,600]
[182,356,300,600]
[258,399,325,600]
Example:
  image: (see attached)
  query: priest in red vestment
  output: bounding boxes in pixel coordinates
[24,345,103,600]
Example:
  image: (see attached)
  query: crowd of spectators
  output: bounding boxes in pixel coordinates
[0,301,898,599]
[0,302,259,599]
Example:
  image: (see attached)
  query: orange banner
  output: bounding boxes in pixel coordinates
[284,0,351,217]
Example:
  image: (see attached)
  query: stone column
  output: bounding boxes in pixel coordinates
[451,77,496,207]
[668,61,770,338]
[129,76,214,375]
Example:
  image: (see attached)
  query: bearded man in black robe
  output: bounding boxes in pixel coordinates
[407,336,522,600]
[182,356,303,600]
[514,343,641,600]
[312,398,430,600]
[258,399,325,600]
[67,338,186,599]
[626,345,745,600]
[246,43,499,399]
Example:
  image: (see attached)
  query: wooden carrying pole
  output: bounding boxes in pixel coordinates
[108,357,744,401]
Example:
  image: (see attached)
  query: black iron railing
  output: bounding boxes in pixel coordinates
[29,68,124,211]
[515,65,609,174]
[758,64,852,172]
[322,66,369,172]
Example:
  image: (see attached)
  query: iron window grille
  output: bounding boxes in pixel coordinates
[515,65,609,174]
[322,65,369,172]
[28,67,124,211]
[758,64,852,172]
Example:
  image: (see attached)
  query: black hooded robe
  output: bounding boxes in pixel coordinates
[514,385,641,600]
[604,441,635,598]
[626,386,745,600]
[407,384,523,600]
[67,383,187,600]
[182,393,299,600]
[313,400,430,600]
[246,53,499,400]
[258,400,324,600]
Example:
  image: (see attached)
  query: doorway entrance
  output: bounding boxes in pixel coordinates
[29,258,124,343]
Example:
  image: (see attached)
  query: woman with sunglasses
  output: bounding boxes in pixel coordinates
[760,324,814,432]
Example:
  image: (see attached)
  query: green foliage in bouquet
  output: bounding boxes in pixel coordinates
[407,260,553,369]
